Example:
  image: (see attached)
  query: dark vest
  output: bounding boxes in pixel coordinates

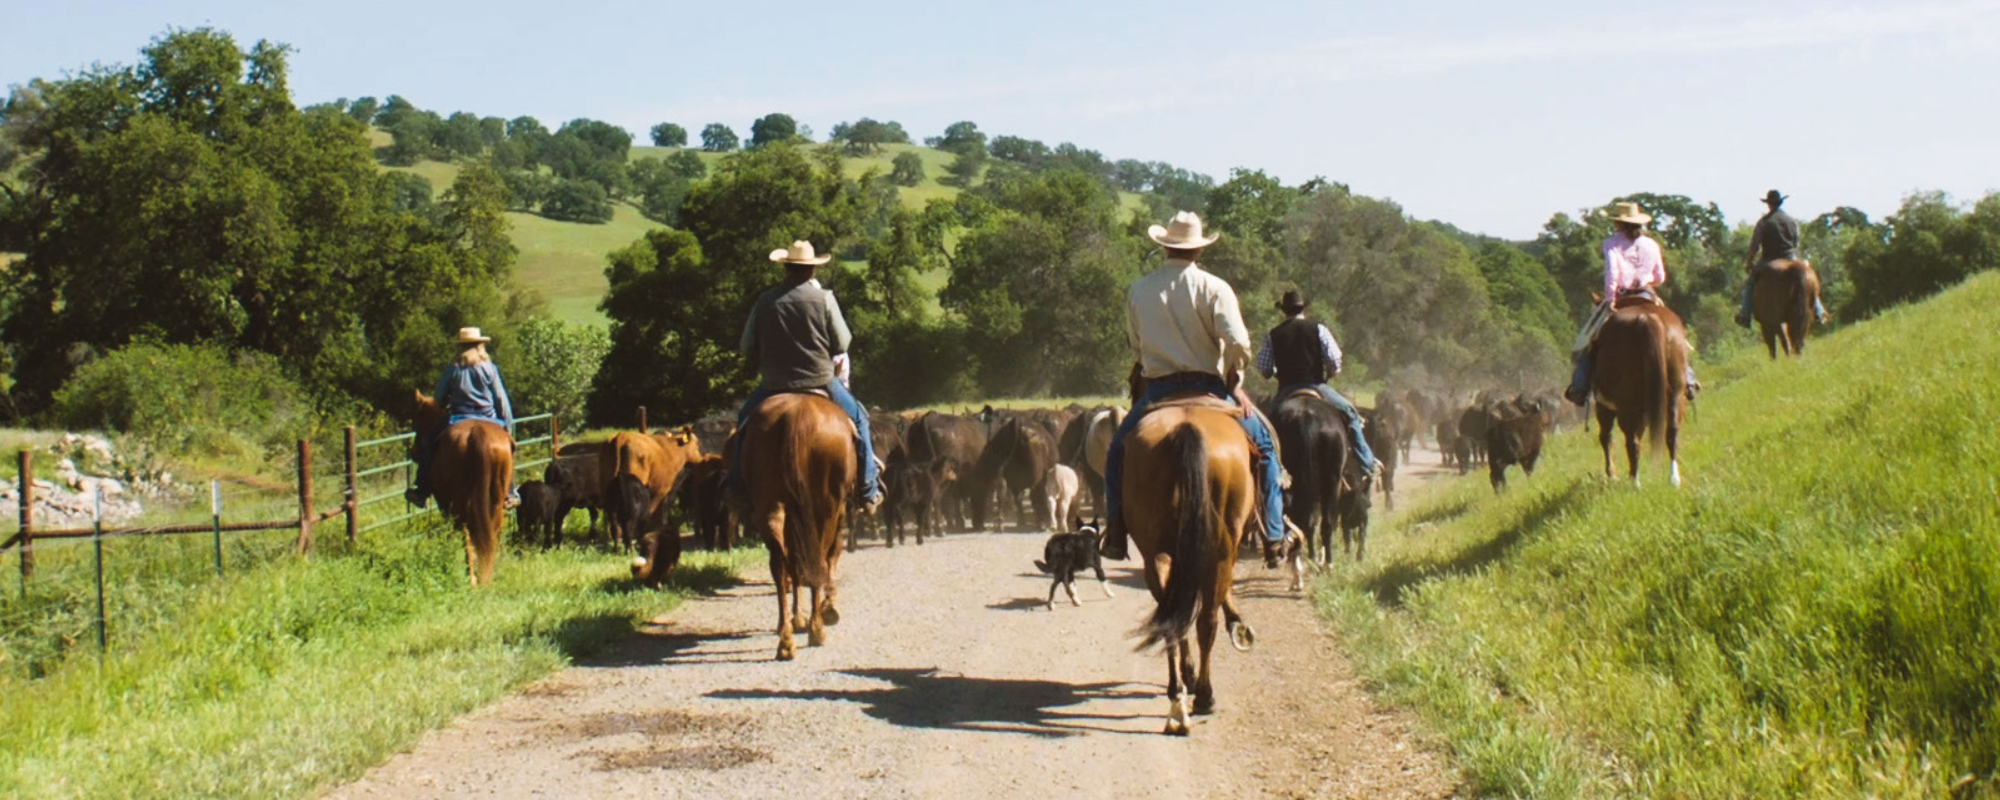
[752,279,837,391]
[1270,317,1327,387]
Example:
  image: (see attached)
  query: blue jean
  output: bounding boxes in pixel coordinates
[730,382,879,502]
[1104,374,1284,544]
[1279,383,1380,474]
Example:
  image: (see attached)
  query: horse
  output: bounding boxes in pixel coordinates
[1272,389,1354,565]
[1752,259,1823,358]
[968,416,1057,531]
[1589,295,1690,486]
[1362,405,1400,514]
[1122,393,1260,736]
[411,391,514,587]
[739,393,856,661]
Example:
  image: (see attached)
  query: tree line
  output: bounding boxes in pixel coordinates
[5,26,1998,445]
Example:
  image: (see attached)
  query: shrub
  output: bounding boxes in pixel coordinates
[50,343,323,460]
[496,318,610,423]
[539,178,614,224]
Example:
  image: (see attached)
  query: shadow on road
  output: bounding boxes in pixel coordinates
[582,627,768,668]
[707,667,1158,738]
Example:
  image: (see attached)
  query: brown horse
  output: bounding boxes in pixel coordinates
[739,393,856,661]
[1752,259,1822,358]
[412,392,514,586]
[1123,397,1258,736]
[1588,297,1689,487]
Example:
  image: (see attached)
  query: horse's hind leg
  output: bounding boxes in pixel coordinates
[1192,599,1219,716]
[1163,640,1190,736]
[807,581,828,647]
[1597,407,1616,479]
[770,548,796,661]
[1623,420,1643,485]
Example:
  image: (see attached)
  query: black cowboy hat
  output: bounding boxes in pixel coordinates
[1761,189,1787,205]
[1277,290,1307,313]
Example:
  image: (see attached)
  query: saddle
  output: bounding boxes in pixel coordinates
[1148,391,1241,414]
[1612,288,1661,310]
[1280,386,1324,404]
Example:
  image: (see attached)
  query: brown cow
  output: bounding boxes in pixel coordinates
[600,427,702,551]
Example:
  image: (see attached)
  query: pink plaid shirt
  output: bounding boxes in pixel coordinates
[1602,232,1665,300]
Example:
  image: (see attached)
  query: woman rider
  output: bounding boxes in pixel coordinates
[406,327,517,508]
[1563,202,1699,405]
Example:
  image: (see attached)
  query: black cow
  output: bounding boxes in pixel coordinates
[1362,405,1401,512]
[1487,397,1550,492]
[881,459,956,546]
[543,454,603,541]
[606,472,656,551]
[515,480,564,548]
[904,412,986,530]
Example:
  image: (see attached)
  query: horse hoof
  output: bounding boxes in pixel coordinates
[807,628,827,647]
[820,606,841,626]
[776,642,796,661]
[1192,697,1216,716]
[1229,621,1256,652]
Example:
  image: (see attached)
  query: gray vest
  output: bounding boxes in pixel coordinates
[751,279,839,390]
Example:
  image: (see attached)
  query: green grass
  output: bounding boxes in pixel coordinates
[0,518,759,800]
[1317,270,2000,798]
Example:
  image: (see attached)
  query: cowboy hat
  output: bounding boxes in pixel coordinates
[1277,290,1308,313]
[454,327,491,344]
[1760,189,1787,205]
[1148,211,1220,249]
[1606,201,1652,226]
[769,240,832,265]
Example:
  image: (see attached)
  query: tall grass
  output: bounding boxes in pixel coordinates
[1320,270,2000,798]
[0,517,758,800]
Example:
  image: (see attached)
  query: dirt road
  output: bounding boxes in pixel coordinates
[326,448,1461,800]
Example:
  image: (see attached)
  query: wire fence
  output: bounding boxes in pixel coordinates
[1,413,565,675]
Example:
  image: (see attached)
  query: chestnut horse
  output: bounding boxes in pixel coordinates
[739,393,856,661]
[1752,259,1822,358]
[1123,397,1259,736]
[1588,297,1689,486]
[412,392,514,586]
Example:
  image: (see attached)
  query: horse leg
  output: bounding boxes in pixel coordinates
[770,547,795,661]
[460,520,479,588]
[791,582,809,633]
[1623,419,1642,486]
[1597,406,1616,480]
[1668,411,1683,489]
[1762,325,1779,359]
[807,581,828,647]
[1191,597,1219,716]
[1163,639,1190,736]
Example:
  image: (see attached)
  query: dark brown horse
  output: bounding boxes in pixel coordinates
[739,393,856,661]
[412,392,514,587]
[968,417,1057,531]
[1122,396,1258,736]
[1271,389,1354,565]
[1589,297,1690,486]
[1752,259,1822,358]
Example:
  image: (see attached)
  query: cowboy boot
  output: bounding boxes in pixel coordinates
[1098,516,1130,561]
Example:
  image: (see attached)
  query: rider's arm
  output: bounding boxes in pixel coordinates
[825,290,854,355]
[1318,324,1343,377]
[1254,331,1276,379]
[433,364,454,406]
[485,361,514,428]
[1601,239,1621,303]
[1209,280,1253,378]
[1645,238,1667,289]
[739,302,759,355]
[1744,221,1764,271]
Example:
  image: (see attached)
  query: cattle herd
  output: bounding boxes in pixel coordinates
[508,385,1582,579]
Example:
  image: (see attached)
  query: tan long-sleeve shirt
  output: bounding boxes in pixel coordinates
[1125,258,1253,379]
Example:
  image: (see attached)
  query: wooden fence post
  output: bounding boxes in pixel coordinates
[17,449,31,589]
[637,406,648,434]
[295,440,313,554]
[550,415,562,457]
[344,427,358,547]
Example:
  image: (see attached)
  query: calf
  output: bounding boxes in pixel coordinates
[1435,418,1466,473]
[1486,402,1549,492]
[606,472,655,551]
[1044,463,1080,533]
[882,459,955,546]
[1033,519,1114,609]
[543,455,603,540]
[515,480,564,548]
[677,455,735,551]
[1362,407,1400,512]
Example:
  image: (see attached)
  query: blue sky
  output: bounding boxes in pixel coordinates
[5,0,1997,239]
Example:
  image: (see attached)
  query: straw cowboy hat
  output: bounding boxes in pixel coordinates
[769,240,833,265]
[454,327,491,344]
[1606,201,1653,226]
[1761,189,1787,206]
[1277,290,1308,314]
[1148,211,1220,249]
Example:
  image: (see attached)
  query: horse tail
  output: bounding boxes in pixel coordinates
[782,404,830,591]
[1643,314,1673,453]
[1138,423,1214,652]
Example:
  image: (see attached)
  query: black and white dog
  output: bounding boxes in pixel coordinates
[1033,518,1116,609]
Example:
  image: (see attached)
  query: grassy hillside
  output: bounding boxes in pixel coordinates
[378,132,1150,328]
[1321,271,2000,797]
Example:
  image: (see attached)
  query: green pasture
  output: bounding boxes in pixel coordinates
[1319,271,2000,798]
[0,515,759,800]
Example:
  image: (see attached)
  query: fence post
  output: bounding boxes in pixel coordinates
[211,479,223,577]
[637,406,648,434]
[295,439,313,554]
[550,415,562,457]
[93,485,106,658]
[344,427,358,547]
[17,449,32,591]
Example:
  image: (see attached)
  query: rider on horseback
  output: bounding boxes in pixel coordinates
[1098,212,1286,564]
[1564,203,1701,406]
[406,327,517,508]
[1735,189,1827,328]
[1255,290,1382,477]
[727,240,881,511]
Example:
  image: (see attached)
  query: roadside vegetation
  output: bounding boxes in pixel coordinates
[0,517,759,800]
[1319,271,2000,798]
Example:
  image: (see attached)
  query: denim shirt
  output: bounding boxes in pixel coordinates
[434,360,513,427]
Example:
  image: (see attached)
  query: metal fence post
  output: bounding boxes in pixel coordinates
[344,427,358,547]
[295,440,313,554]
[17,449,32,591]
[211,479,223,577]
[93,485,106,658]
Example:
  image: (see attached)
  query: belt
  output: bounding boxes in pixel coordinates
[1147,371,1224,386]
